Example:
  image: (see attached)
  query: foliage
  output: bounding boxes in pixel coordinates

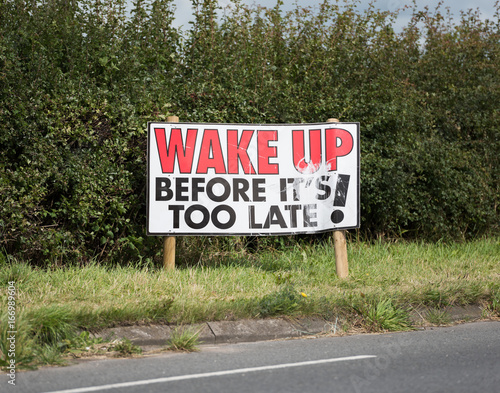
[61,331,142,357]
[0,0,499,265]
[354,298,412,332]
[166,326,201,352]
[61,331,103,356]
[257,285,307,317]
[0,238,497,367]
[0,312,37,370]
[27,305,77,345]
[425,309,452,326]
[35,344,67,366]
[0,261,33,286]
[111,338,143,357]
[488,284,500,316]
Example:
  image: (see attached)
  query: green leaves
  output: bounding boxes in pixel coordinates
[354,298,412,332]
[257,285,306,317]
[0,0,498,265]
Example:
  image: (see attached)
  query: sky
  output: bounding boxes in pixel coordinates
[167,0,498,30]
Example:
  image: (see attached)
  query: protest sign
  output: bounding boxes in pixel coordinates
[147,122,359,235]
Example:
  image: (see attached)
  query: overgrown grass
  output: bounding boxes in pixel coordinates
[166,327,202,352]
[0,237,498,369]
[353,298,412,332]
[425,309,452,326]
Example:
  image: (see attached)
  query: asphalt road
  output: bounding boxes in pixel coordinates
[4,321,500,393]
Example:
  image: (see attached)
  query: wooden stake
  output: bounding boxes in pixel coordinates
[163,236,176,271]
[163,115,179,270]
[333,230,348,278]
[327,118,349,278]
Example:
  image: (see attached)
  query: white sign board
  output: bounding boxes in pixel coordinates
[147,122,359,235]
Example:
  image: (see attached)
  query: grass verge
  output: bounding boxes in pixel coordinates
[0,237,498,369]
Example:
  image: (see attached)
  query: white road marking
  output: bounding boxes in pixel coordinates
[43,355,376,393]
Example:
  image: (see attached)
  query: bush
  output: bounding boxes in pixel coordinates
[1,0,498,265]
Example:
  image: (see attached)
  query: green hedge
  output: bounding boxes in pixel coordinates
[1,0,498,265]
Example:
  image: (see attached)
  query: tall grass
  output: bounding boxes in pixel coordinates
[0,238,498,368]
[2,238,498,325]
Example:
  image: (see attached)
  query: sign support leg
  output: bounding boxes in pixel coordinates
[327,118,349,278]
[163,236,176,271]
[333,230,348,278]
[163,115,179,270]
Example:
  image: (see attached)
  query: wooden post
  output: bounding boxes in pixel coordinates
[163,236,176,271]
[163,115,179,270]
[333,230,348,278]
[327,118,349,278]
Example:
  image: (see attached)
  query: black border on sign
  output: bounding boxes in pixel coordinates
[146,122,360,236]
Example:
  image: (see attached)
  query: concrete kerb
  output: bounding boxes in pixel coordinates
[95,317,333,347]
[94,305,487,349]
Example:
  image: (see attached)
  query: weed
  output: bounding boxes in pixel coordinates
[27,306,76,345]
[143,297,174,321]
[0,313,36,371]
[274,272,293,285]
[257,286,305,317]
[35,344,66,366]
[111,338,142,357]
[0,262,32,286]
[488,286,500,316]
[166,327,201,352]
[422,288,448,308]
[60,331,105,357]
[356,299,412,332]
[60,332,141,358]
[425,309,452,326]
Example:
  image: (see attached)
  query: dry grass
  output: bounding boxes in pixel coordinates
[1,237,499,329]
[1,237,498,369]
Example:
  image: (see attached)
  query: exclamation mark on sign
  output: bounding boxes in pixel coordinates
[331,174,350,224]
